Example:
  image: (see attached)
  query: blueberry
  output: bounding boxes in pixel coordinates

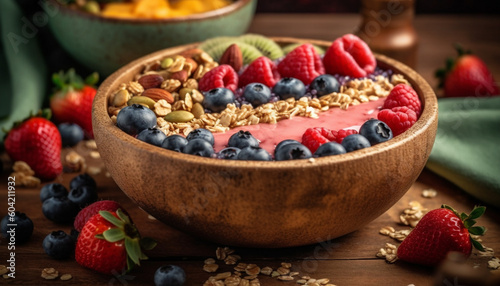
[314,142,347,157]
[58,123,84,147]
[42,196,79,223]
[1,212,34,243]
[203,88,235,113]
[272,77,306,100]
[228,130,260,149]
[243,83,272,107]
[40,183,68,202]
[137,127,167,147]
[216,147,241,160]
[42,230,75,259]
[182,139,214,157]
[274,143,312,161]
[70,173,97,191]
[341,134,371,152]
[68,185,98,208]
[310,74,340,96]
[70,228,80,242]
[116,104,157,135]
[161,135,188,152]
[154,265,186,286]
[237,146,272,161]
[359,119,393,145]
[274,139,301,157]
[186,128,214,146]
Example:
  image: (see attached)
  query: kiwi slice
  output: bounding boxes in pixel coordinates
[282,43,326,55]
[206,41,263,65]
[198,36,236,53]
[237,34,284,60]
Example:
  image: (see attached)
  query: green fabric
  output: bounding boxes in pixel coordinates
[0,0,47,141]
[426,96,500,208]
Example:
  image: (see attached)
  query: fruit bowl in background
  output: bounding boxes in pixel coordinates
[92,38,438,248]
[45,0,257,76]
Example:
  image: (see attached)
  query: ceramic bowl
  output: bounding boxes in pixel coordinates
[92,38,438,248]
[45,0,257,76]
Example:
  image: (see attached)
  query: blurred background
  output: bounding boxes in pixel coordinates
[255,0,500,14]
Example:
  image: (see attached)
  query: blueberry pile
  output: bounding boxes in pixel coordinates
[41,173,98,223]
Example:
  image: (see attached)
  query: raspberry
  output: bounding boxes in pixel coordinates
[383,84,422,117]
[323,34,376,78]
[301,127,337,153]
[239,56,280,88]
[198,65,239,92]
[335,129,358,144]
[277,44,325,85]
[74,200,124,232]
[377,106,418,136]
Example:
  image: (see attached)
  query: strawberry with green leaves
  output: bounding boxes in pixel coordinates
[50,69,99,138]
[4,110,62,180]
[75,209,156,275]
[435,45,499,97]
[397,205,486,266]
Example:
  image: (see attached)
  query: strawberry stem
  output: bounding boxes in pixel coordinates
[440,205,487,252]
[96,210,156,273]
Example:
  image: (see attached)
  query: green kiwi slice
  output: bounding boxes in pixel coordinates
[237,34,284,60]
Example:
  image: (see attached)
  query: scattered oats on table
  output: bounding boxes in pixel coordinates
[376,243,398,263]
[421,188,437,198]
[60,273,73,281]
[41,267,59,280]
[488,257,500,270]
[10,161,40,188]
[400,201,428,227]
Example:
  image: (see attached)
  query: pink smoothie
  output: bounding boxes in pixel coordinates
[212,97,385,153]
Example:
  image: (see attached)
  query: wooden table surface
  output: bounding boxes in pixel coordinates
[1,14,500,286]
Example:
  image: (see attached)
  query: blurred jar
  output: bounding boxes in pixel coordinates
[355,0,418,68]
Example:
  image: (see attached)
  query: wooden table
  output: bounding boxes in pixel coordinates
[1,14,499,286]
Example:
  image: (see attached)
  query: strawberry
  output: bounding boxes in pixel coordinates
[435,45,499,97]
[74,200,125,232]
[50,69,99,138]
[277,44,325,85]
[323,34,376,78]
[397,205,486,266]
[377,106,417,136]
[4,110,62,180]
[75,209,156,275]
[238,56,280,88]
[198,64,239,92]
[382,84,422,117]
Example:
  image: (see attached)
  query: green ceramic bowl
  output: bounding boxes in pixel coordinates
[45,0,257,76]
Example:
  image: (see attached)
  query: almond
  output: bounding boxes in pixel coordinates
[220,44,243,72]
[169,70,188,83]
[179,48,204,59]
[138,74,164,89]
[142,88,174,103]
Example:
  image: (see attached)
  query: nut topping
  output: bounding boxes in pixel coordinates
[138,74,164,89]
[219,44,243,72]
[142,88,174,103]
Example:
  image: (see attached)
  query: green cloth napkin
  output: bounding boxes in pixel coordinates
[0,0,47,141]
[426,96,500,208]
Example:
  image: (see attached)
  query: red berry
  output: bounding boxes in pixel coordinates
[4,116,62,180]
[383,84,421,117]
[335,129,358,144]
[323,34,376,78]
[301,127,337,153]
[74,200,124,232]
[239,56,280,88]
[377,106,418,136]
[397,205,486,266]
[198,65,239,92]
[277,44,325,85]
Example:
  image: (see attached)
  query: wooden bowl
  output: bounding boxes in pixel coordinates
[92,38,438,248]
[45,0,257,76]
